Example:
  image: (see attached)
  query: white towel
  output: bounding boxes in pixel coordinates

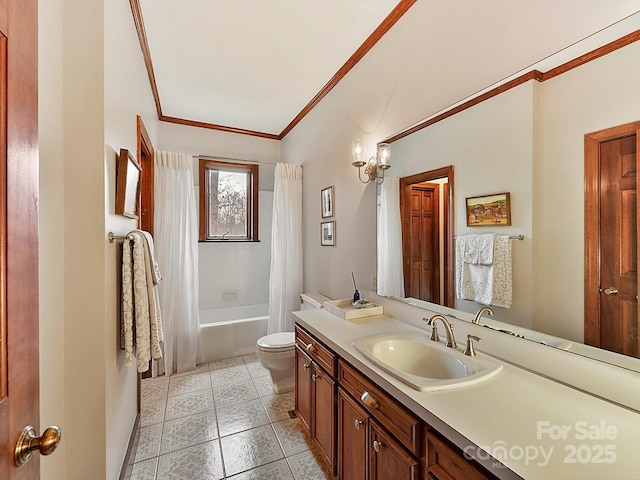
[456,234,512,308]
[122,231,164,372]
[463,233,495,265]
[133,229,163,285]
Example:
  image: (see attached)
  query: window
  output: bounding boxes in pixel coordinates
[199,159,259,241]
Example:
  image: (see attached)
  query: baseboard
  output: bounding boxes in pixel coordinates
[118,413,141,480]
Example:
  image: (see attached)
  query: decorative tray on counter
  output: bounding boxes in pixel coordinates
[323,299,384,320]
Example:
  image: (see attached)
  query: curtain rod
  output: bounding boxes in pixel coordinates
[196,155,277,166]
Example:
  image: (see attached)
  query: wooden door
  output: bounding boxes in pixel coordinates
[369,420,419,480]
[337,388,368,480]
[0,0,46,477]
[311,364,336,474]
[137,115,155,235]
[598,135,638,355]
[294,347,312,432]
[402,183,440,303]
[585,123,640,358]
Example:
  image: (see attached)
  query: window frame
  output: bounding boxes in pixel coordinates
[198,159,259,242]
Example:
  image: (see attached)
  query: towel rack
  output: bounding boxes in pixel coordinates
[455,234,525,240]
[108,232,134,243]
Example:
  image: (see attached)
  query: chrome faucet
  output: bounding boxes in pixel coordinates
[424,314,457,348]
[473,306,494,325]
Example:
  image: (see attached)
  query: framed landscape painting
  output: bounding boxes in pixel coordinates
[466,192,511,226]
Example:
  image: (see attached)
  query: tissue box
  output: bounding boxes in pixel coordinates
[323,299,384,320]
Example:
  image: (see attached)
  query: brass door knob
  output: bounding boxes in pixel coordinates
[14,425,62,467]
[603,287,619,296]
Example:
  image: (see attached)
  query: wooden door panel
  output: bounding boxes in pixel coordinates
[402,183,440,302]
[369,421,419,480]
[598,134,638,357]
[337,388,368,480]
[0,0,40,476]
[311,365,336,473]
[294,347,312,432]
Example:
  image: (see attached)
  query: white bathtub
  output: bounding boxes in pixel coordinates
[198,304,268,363]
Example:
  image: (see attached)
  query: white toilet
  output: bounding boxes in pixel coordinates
[257,293,330,393]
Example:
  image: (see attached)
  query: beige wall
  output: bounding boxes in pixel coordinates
[537,41,640,341]
[39,0,158,478]
[282,9,640,344]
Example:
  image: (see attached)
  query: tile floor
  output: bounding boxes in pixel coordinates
[130,354,333,479]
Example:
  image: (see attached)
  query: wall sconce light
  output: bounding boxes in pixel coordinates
[351,140,391,184]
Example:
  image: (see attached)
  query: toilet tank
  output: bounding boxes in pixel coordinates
[299,293,331,311]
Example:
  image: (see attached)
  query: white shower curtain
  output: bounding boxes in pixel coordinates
[377,177,405,298]
[154,151,201,375]
[268,163,303,334]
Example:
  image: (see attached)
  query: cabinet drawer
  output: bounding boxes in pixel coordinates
[295,325,337,377]
[339,360,421,456]
[426,431,496,480]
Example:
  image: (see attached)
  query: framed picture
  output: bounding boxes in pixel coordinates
[321,221,336,246]
[321,185,335,218]
[115,148,142,219]
[466,192,511,226]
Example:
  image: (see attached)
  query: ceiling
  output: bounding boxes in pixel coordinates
[133,1,640,140]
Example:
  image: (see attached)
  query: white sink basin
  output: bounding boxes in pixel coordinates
[352,332,503,392]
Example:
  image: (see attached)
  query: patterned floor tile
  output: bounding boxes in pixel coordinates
[156,440,224,480]
[272,418,313,456]
[141,377,169,403]
[160,409,218,454]
[134,423,163,463]
[261,391,295,422]
[134,355,324,480]
[286,448,333,480]
[246,361,270,379]
[168,371,212,397]
[130,457,158,480]
[217,398,271,437]
[209,356,245,371]
[140,398,166,427]
[252,375,276,397]
[220,425,285,476]
[210,364,252,387]
[241,353,260,364]
[165,389,215,421]
[171,363,211,378]
[227,458,294,479]
[213,379,260,408]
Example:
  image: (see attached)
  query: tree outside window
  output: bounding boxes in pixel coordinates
[199,160,259,241]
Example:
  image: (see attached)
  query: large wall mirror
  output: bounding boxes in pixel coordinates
[376,33,640,373]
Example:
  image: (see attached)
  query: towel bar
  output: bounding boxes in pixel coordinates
[108,232,134,243]
[455,234,524,240]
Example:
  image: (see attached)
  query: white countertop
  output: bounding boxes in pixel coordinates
[294,309,640,480]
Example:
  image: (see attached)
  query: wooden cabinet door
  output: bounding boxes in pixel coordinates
[337,388,368,480]
[312,364,337,473]
[294,346,312,432]
[370,421,419,480]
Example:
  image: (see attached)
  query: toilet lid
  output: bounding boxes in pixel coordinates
[257,332,295,350]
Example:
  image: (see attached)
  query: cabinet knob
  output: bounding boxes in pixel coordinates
[361,391,379,409]
[354,419,363,430]
[306,343,317,353]
[312,372,318,382]
[373,440,384,453]
[303,363,310,370]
